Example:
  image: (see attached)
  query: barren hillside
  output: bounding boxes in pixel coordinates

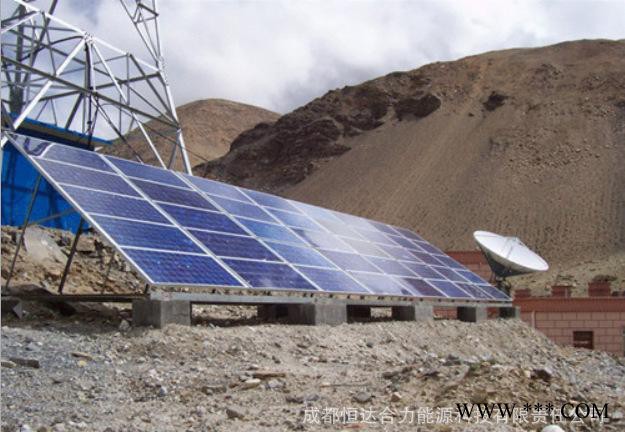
[105,99,279,169]
[202,40,625,268]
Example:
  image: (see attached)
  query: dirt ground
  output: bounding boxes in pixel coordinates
[2,304,624,432]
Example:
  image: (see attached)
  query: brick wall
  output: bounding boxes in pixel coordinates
[514,298,625,356]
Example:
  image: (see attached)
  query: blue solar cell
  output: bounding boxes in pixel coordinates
[244,189,302,213]
[429,280,472,298]
[237,218,306,245]
[320,250,380,272]
[223,259,316,290]
[433,254,466,269]
[43,144,113,172]
[107,157,188,187]
[342,237,390,258]
[63,185,168,223]
[386,234,417,250]
[367,257,415,277]
[456,269,489,285]
[350,272,414,296]
[294,229,354,252]
[36,159,139,197]
[402,263,446,279]
[379,244,416,261]
[93,216,202,253]
[190,231,281,261]
[316,218,363,239]
[296,267,368,293]
[267,208,323,231]
[210,196,275,222]
[186,175,252,203]
[123,249,242,286]
[433,266,469,282]
[265,242,335,268]
[399,278,445,297]
[332,212,376,231]
[394,226,424,242]
[410,250,442,265]
[478,284,511,300]
[369,221,401,236]
[132,179,216,210]
[355,228,398,246]
[160,204,245,234]
[456,283,492,300]
[296,201,343,222]
[415,241,443,255]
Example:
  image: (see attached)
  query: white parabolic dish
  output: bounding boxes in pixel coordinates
[473,230,549,275]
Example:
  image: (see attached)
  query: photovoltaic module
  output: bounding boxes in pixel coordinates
[8,134,510,302]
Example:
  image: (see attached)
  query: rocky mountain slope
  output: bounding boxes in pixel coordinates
[105,99,279,170]
[201,40,625,269]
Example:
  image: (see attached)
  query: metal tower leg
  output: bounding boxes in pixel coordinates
[4,175,42,290]
[58,218,85,294]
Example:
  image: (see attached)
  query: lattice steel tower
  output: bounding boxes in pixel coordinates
[1,0,192,173]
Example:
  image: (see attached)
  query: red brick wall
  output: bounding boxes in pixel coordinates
[514,298,625,356]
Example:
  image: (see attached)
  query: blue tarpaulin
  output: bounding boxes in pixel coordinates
[1,141,82,231]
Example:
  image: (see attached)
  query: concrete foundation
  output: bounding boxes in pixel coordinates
[287,302,347,325]
[499,306,521,319]
[347,305,372,321]
[132,299,191,328]
[457,306,488,323]
[257,304,289,321]
[1,299,23,318]
[391,304,433,321]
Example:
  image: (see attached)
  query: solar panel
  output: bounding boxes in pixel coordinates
[9,134,511,302]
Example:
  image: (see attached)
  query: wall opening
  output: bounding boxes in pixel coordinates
[573,331,594,350]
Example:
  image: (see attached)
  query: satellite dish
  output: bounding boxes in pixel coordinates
[473,230,549,284]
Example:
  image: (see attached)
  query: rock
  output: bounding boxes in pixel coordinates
[265,379,283,390]
[1,359,16,368]
[158,385,168,397]
[75,236,95,253]
[541,426,565,432]
[394,93,441,120]
[532,367,554,383]
[483,91,508,111]
[51,424,66,432]
[241,378,261,389]
[71,352,94,361]
[252,370,286,379]
[19,425,33,432]
[365,340,374,348]
[23,227,66,264]
[225,406,245,420]
[352,391,372,404]
[9,356,40,369]
[390,392,402,402]
[118,320,130,332]
[444,354,462,366]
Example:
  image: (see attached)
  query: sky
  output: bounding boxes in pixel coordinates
[54,0,625,114]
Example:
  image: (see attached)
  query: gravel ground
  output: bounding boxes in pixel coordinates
[2,304,624,432]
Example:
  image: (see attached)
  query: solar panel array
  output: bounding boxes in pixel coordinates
[9,134,510,302]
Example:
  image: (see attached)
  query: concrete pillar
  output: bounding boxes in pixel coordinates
[347,305,372,322]
[132,299,191,328]
[257,304,289,321]
[287,302,347,326]
[457,306,488,323]
[391,304,433,321]
[499,306,520,319]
